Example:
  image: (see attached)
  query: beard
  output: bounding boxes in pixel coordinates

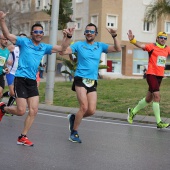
[85,36,94,43]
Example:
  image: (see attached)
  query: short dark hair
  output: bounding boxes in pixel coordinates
[85,23,98,33]
[31,23,43,32]
[19,33,27,37]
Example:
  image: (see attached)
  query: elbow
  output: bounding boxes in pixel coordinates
[116,48,122,52]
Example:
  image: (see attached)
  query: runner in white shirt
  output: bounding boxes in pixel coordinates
[3,33,27,108]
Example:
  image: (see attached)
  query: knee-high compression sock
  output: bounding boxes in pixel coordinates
[152,102,161,124]
[132,98,148,115]
[7,96,15,106]
[3,91,9,97]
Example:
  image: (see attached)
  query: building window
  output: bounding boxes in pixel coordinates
[143,21,152,32]
[36,0,51,10]
[106,15,117,28]
[165,55,170,76]
[133,49,148,74]
[43,0,51,9]
[91,15,98,27]
[75,18,82,30]
[35,0,41,10]
[21,0,30,12]
[165,22,170,33]
[107,52,122,73]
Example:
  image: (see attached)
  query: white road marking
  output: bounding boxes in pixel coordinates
[38,112,168,130]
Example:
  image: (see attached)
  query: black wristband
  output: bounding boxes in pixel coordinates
[112,34,117,38]
[67,34,72,39]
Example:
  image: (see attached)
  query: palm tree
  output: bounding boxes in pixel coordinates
[144,0,170,24]
[43,0,73,30]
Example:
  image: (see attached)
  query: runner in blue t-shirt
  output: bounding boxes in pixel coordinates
[0,11,74,146]
[63,23,121,143]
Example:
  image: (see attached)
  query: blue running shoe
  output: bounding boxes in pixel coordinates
[69,130,82,143]
[67,114,75,132]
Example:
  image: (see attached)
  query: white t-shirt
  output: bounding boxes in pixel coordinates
[7,46,20,75]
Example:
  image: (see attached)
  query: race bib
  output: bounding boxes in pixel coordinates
[82,78,95,87]
[157,56,166,67]
[0,56,6,66]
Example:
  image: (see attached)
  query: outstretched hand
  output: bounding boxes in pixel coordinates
[63,27,75,37]
[127,30,135,41]
[0,11,9,20]
[106,28,117,37]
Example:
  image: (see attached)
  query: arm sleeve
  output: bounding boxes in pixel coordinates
[70,42,79,54]
[45,44,53,55]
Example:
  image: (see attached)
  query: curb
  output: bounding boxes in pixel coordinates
[2,98,170,126]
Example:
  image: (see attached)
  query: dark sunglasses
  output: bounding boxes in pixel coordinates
[159,36,167,40]
[84,30,96,34]
[32,30,44,34]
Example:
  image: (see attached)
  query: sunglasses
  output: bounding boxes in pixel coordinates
[32,30,44,34]
[84,30,96,34]
[159,36,167,40]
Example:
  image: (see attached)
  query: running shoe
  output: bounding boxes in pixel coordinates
[67,114,75,132]
[127,108,135,124]
[5,113,13,116]
[0,102,6,121]
[17,135,34,146]
[157,121,170,129]
[69,130,82,143]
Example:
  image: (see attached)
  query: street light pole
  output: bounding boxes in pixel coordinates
[45,0,60,105]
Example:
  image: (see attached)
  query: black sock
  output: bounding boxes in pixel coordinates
[19,134,27,139]
[3,91,9,97]
[71,129,77,134]
[7,96,15,106]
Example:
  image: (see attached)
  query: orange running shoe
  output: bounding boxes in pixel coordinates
[17,135,34,146]
[0,102,6,121]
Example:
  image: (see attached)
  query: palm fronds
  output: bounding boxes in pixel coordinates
[145,0,170,24]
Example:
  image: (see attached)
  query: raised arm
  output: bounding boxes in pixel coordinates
[127,30,145,50]
[0,11,16,44]
[51,27,74,54]
[106,28,122,53]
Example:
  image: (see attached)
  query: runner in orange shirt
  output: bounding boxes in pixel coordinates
[127,30,170,128]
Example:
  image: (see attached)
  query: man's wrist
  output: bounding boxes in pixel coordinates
[112,34,117,38]
[67,34,72,39]
[130,38,137,44]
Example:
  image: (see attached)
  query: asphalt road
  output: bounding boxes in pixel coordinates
[1,110,170,170]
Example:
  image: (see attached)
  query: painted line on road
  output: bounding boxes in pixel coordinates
[38,112,169,130]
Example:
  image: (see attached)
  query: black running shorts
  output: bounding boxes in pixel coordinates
[72,76,97,93]
[0,74,5,89]
[14,77,39,98]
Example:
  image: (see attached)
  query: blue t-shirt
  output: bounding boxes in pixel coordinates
[70,41,109,80]
[0,47,10,75]
[15,36,52,80]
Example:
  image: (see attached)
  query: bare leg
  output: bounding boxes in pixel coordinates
[22,96,39,135]
[73,86,97,131]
